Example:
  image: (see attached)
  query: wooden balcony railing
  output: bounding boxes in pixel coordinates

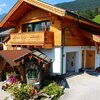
[10,31,54,49]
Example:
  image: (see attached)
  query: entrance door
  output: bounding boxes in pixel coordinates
[86,50,95,69]
[66,52,76,72]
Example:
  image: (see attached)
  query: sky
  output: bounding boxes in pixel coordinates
[0,0,75,14]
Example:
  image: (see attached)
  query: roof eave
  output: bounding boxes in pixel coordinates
[24,0,65,17]
[65,10,100,28]
[0,0,24,28]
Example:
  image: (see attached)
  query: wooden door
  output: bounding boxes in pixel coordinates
[82,50,84,68]
[86,50,95,69]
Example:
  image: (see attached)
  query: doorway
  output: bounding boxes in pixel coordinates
[66,52,76,72]
[82,50,95,69]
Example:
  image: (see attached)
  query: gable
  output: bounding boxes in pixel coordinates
[18,6,51,25]
[24,0,65,16]
[0,0,65,28]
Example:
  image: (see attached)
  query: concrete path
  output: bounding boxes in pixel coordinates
[59,72,100,100]
[0,82,10,100]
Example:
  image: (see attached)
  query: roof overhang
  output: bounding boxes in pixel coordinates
[0,1,31,28]
[0,28,15,37]
[0,49,31,67]
[15,50,51,63]
[65,10,100,30]
[0,0,99,31]
[32,50,51,62]
[79,22,100,34]
[93,35,100,43]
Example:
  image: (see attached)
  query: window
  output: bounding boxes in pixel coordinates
[27,69,38,80]
[0,37,5,43]
[0,38,2,43]
[22,21,50,32]
[28,24,33,32]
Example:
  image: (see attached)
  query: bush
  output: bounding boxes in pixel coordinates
[7,83,37,100]
[6,81,63,100]
[41,82,63,100]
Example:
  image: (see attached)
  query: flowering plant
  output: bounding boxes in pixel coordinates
[8,72,17,84]
[7,83,37,100]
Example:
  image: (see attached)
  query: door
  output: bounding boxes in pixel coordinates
[66,52,76,72]
[86,50,95,69]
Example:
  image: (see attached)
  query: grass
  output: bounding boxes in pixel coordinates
[93,15,100,24]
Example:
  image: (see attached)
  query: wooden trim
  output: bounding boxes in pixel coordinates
[94,42,99,54]
[93,35,100,43]
[0,0,24,27]
[24,0,65,16]
[19,16,51,25]
[8,31,54,49]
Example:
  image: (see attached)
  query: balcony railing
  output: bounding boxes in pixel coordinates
[10,31,54,49]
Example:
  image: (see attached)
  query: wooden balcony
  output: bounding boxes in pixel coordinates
[10,31,54,49]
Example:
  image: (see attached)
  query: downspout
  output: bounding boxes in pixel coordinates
[61,16,80,74]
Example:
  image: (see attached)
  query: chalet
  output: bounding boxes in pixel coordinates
[0,0,100,77]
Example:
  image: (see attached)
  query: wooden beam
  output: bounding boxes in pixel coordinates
[24,2,33,10]
[94,41,99,54]
[8,21,16,26]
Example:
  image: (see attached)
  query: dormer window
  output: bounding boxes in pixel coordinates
[22,21,50,32]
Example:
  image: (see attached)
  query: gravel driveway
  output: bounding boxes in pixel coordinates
[59,72,100,100]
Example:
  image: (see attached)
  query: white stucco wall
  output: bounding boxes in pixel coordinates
[3,43,7,50]
[40,46,100,75]
[40,47,62,75]
[95,54,100,68]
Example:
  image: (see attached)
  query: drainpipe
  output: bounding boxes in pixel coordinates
[61,16,80,74]
[61,29,65,74]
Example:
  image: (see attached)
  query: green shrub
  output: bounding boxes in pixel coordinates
[7,83,35,100]
[41,82,63,100]
[7,81,63,100]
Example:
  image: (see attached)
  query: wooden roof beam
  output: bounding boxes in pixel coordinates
[7,21,16,26]
[24,2,34,10]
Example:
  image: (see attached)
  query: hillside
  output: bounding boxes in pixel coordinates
[93,15,100,24]
[55,0,100,19]
[55,0,100,11]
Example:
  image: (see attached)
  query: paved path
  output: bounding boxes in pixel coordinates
[0,82,10,100]
[59,72,100,100]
